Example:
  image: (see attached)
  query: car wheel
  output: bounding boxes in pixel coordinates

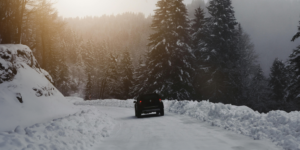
[136,111,141,118]
[136,112,141,118]
[156,111,160,115]
[160,109,164,116]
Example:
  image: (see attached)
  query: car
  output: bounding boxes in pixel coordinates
[134,93,164,118]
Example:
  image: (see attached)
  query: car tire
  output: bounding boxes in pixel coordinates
[136,110,141,118]
[160,109,164,116]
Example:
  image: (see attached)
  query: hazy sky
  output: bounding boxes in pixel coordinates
[54,0,197,18]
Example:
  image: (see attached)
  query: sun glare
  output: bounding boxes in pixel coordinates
[55,0,116,17]
[55,0,197,18]
[54,0,165,18]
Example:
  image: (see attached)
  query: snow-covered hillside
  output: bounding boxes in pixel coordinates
[77,99,300,150]
[0,44,77,132]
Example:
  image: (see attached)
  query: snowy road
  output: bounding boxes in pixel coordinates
[93,106,281,150]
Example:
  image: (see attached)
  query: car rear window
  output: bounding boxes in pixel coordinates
[141,94,158,100]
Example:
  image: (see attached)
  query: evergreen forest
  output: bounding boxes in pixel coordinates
[1,0,300,113]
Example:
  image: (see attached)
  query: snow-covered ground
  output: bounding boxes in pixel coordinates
[1,96,299,150]
[77,99,300,150]
[0,106,115,150]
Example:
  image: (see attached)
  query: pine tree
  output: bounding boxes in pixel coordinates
[0,0,32,44]
[247,65,269,112]
[34,0,64,69]
[83,40,96,96]
[132,53,149,97]
[199,0,240,104]
[286,45,300,101]
[236,24,259,104]
[120,49,134,99]
[55,40,70,96]
[93,41,107,99]
[145,0,195,100]
[190,6,206,99]
[268,58,287,102]
[291,18,300,42]
[98,40,111,99]
[186,0,206,19]
[100,52,122,99]
[286,17,300,108]
[191,6,206,50]
[85,73,92,100]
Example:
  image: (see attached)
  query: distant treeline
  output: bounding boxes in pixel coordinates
[1,0,300,113]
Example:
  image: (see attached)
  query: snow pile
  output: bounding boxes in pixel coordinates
[166,100,300,150]
[66,96,85,103]
[0,108,115,150]
[75,99,135,108]
[0,44,77,132]
[78,99,300,150]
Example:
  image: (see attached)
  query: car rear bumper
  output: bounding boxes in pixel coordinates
[141,108,161,113]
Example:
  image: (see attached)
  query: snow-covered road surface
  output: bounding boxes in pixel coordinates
[93,106,281,150]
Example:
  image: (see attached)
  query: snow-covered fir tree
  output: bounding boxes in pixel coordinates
[68,35,86,96]
[268,58,288,102]
[291,18,300,42]
[144,0,195,100]
[235,24,260,104]
[286,45,300,102]
[82,40,97,98]
[120,49,134,99]
[100,52,122,99]
[247,65,270,112]
[286,18,300,108]
[46,39,58,83]
[186,0,206,19]
[190,6,207,99]
[132,53,149,97]
[92,41,107,99]
[53,39,70,96]
[199,0,240,104]
[191,6,206,50]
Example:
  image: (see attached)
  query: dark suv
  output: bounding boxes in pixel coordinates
[134,93,164,117]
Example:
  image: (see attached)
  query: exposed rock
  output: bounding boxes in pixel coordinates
[16,93,23,103]
[0,44,53,84]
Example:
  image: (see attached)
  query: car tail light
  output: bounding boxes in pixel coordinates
[139,101,142,104]
[159,99,161,102]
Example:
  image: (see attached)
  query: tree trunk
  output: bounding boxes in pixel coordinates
[16,0,27,44]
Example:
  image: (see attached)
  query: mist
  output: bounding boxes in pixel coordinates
[231,0,300,75]
[54,0,195,18]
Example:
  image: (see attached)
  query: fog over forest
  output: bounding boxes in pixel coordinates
[231,0,300,75]
[187,0,300,75]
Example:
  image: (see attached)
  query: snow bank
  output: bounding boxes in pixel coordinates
[75,99,135,108]
[0,108,115,150]
[167,101,300,150]
[0,44,77,132]
[77,99,300,150]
